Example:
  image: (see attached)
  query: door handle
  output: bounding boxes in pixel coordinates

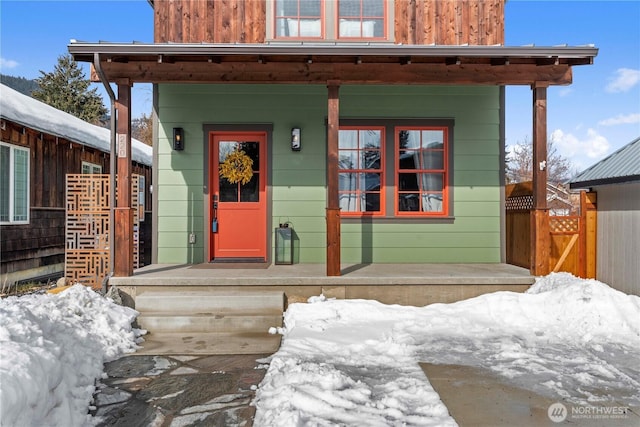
[212,194,219,233]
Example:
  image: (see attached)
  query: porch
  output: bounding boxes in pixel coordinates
[110,262,534,308]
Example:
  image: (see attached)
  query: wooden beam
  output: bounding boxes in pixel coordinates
[114,83,134,277]
[91,61,573,86]
[326,82,341,277]
[530,84,550,276]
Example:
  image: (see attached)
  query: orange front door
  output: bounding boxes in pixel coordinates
[210,132,267,262]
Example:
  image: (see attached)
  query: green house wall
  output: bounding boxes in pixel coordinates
[154,84,503,264]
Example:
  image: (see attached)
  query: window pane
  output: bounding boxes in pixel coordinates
[399,173,419,191]
[361,150,380,169]
[339,130,358,149]
[0,145,9,222]
[421,151,444,169]
[339,152,357,170]
[418,173,443,191]
[339,0,360,17]
[399,151,419,170]
[422,130,444,148]
[399,130,420,149]
[340,192,358,212]
[239,174,259,202]
[362,192,380,212]
[363,0,384,16]
[339,172,357,191]
[399,193,419,211]
[219,179,237,202]
[422,193,443,212]
[360,129,381,148]
[13,149,28,221]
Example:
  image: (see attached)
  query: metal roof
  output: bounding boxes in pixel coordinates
[68,41,598,63]
[569,137,640,189]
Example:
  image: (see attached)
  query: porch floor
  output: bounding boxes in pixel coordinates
[111,263,534,287]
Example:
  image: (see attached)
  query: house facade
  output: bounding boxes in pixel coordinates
[68,0,597,277]
[0,84,152,286]
[570,137,640,296]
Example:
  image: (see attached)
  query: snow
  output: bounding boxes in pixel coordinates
[0,285,143,427]
[1,274,639,426]
[0,83,152,166]
[252,273,640,426]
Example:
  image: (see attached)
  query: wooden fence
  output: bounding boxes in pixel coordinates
[65,174,143,289]
[506,182,596,277]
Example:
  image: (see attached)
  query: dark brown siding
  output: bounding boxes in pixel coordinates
[0,119,152,279]
[154,0,503,45]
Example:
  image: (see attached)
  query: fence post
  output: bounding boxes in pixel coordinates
[582,191,597,278]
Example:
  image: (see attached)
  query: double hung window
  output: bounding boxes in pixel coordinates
[338,123,450,219]
[0,142,30,224]
[273,0,387,40]
[396,128,447,215]
[339,127,384,215]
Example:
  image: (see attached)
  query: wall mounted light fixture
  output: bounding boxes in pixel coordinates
[291,127,301,151]
[173,127,184,151]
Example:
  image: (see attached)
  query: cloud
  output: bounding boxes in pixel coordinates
[558,87,573,97]
[0,57,19,70]
[551,128,610,161]
[598,113,640,126]
[605,68,640,93]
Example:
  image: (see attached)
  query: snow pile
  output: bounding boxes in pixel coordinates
[0,285,142,427]
[253,273,640,426]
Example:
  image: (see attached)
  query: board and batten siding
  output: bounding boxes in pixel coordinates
[595,182,640,296]
[153,0,504,46]
[154,84,501,264]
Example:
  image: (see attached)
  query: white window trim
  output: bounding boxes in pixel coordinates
[0,141,30,225]
[266,0,394,42]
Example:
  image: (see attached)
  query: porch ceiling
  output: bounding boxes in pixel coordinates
[68,42,597,86]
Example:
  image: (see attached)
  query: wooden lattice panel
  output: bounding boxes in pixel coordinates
[65,175,111,289]
[132,175,140,269]
[505,195,534,211]
[550,216,580,233]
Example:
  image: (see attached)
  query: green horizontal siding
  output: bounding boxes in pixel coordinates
[156,83,502,265]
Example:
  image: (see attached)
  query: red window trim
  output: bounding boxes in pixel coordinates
[335,0,388,41]
[394,126,449,217]
[273,0,325,40]
[338,126,386,217]
[272,0,387,41]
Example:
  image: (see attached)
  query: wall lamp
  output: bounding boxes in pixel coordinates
[291,127,301,151]
[173,127,184,151]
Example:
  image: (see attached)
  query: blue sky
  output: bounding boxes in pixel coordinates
[1,0,639,172]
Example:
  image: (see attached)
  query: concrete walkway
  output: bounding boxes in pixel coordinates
[93,355,640,426]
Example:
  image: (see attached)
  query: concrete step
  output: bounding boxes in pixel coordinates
[133,289,285,355]
[136,313,282,333]
[135,290,285,314]
[134,331,282,355]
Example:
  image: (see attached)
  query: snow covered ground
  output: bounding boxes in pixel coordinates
[253,273,640,425]
[0,285,143,427]
[0,273,638,426]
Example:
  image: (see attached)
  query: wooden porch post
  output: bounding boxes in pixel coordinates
[530,83,550,276]
[326,81,341,276]
[114,82,134,277]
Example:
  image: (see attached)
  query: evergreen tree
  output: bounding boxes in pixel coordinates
[0,74,39,95]
[32,54,107,125]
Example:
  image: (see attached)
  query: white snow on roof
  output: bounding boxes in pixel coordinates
[0,83,152,166]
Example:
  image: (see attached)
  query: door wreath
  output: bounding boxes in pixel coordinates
[219,149,254,184]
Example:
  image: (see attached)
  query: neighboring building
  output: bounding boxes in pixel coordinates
[68,0,597,277]
[570,137,640,296]
[0,84,152,286]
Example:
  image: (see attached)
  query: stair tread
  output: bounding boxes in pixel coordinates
[135,331,282,355]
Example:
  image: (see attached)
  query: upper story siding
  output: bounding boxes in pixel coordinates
[153,0,504,46]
